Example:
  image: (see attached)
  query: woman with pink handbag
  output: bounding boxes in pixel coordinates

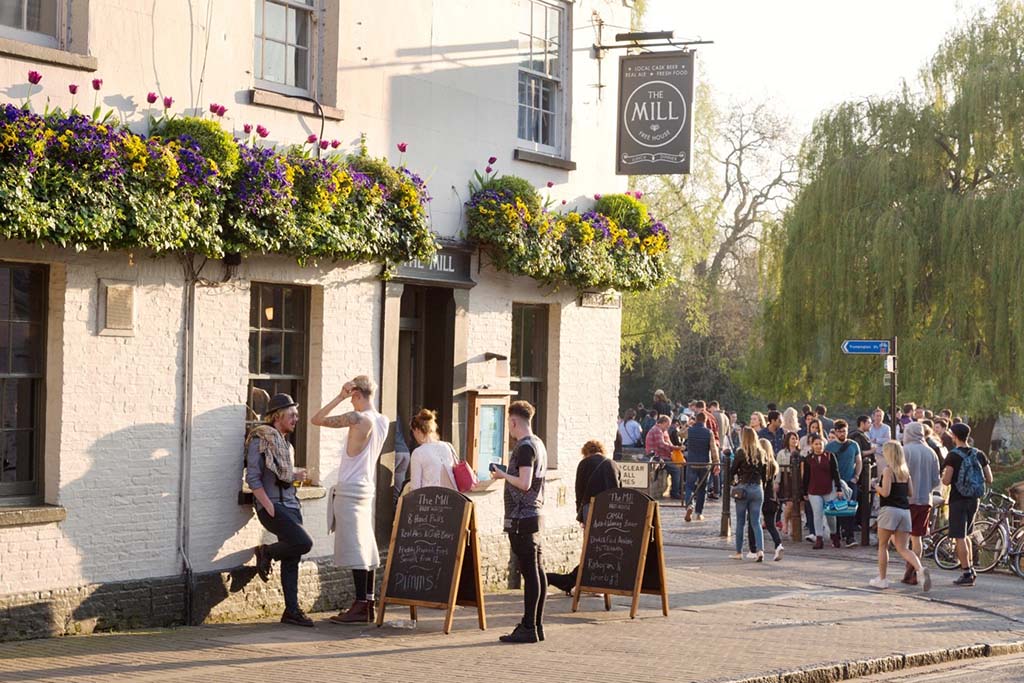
[408,409,461,491]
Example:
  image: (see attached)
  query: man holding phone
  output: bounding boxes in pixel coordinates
[490,400,547,644]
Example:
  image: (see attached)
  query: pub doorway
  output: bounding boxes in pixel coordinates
[397,285,455,446]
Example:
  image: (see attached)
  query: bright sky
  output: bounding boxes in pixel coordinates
[641,0,997,133]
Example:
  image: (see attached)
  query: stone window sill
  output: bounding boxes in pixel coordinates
[0,37,98,71]
[248,89,345,121]
[237,485,326,505]
[0,504,67,527]
[514,148,577,171]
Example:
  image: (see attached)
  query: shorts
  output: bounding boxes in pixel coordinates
[948,498,980,539]
[909,504,932,537]
[877,506,912,533]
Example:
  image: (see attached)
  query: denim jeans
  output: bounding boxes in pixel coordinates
[665,463,683,498]
[508,532,546,629]
[808,492,838,537]
[749,498,782,550]
[256,503,313,613]
[684,465,710,513]
[734,483,764,553]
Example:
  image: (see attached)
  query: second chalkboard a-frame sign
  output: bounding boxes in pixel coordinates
[572,488,669,618]
[376,486,486,634]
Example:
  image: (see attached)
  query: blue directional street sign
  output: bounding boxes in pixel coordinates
[841,339,891,355]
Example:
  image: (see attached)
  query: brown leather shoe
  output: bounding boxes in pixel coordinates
[329,599,371,624]
[684,506,693,522]
[813,536,824,550]
[901,563,918,585]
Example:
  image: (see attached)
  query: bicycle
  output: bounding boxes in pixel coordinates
[930,492,1023,573]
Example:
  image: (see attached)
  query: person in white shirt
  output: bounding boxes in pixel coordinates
[408,409,458,491]
[617,409,643,447]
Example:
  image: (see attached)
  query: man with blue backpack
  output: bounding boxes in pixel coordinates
[941,422,993,586]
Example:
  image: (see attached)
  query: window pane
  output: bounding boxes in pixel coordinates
[530,37,544,73]
[283,332,304,375]
[518,71,529,107]
[282,287,304,330]
[293,46,308,89]
[0,266,9,319]
[27,0,57,37]
[261,284,283,328]
[11,267,44,321]
[264,0,286,41]
[0,431,33,483]
[263,40,286,83]
[249,286,260,328]
[541,80,553,112]
[541,111,554,146]
[547,6,560,45]
[260,331,282,374]
[1,379,33,429]
[0,322,8,374]
[511,306,523,377]
[518,105,530,140]
[532,2,544,42]
[248,330,259,373]
[10,323,40,374]
[291,7,309,47]
[254,0,262,35]
[286,44,296,85]
[0,1,22,29]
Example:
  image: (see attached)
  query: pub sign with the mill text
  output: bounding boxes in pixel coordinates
[616,51,695,175]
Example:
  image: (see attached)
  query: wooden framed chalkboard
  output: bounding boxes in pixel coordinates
[572,488,669,618]
[375,486,486,633]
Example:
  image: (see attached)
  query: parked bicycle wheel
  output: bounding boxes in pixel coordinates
[1009,526,1024,579]
[971,519,1008,573]
[931,527,960,570]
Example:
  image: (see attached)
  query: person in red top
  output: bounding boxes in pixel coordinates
[694,400,720,445]
[645,415,674,460]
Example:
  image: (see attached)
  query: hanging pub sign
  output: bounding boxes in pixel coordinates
[616,51,695,175]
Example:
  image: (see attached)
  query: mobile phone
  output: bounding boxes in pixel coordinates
[489,463,507,473]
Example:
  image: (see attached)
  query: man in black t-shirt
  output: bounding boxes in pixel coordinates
[941,422,993,586]
[490,400,548,643]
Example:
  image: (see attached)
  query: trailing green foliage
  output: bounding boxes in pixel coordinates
[752,0,1024,417]
[465,173,669,291]
[0,94,435,270]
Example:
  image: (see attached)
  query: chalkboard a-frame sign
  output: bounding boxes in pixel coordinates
[572,488,669,618]
[376,486,486,633]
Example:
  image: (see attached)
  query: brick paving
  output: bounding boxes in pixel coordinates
[2,497,1023,683]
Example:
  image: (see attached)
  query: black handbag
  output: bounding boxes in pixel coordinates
[730,487,746,500]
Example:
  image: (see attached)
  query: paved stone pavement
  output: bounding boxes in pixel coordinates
[1,497,1023,683]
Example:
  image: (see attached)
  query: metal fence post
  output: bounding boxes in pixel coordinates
[859,459,874,546]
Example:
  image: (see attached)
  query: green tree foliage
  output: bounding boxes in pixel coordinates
[752,1,1024,419]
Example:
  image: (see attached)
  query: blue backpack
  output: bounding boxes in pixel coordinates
[954,447,986,498]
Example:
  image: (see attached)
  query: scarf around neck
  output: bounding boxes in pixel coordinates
[245,424,294,483]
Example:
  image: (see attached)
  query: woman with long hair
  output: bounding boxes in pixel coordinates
[731,427,767,561]
[801,434,843,549]
[776,431,802,537]
[749,412,767,432]
[799,416,825,455]
[871,441,930,591]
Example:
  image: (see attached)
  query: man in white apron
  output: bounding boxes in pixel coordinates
[311,375,389,623]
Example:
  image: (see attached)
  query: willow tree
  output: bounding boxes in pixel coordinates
[752,1,1024,445]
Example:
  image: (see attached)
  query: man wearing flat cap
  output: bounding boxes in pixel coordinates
[247,393,314,627]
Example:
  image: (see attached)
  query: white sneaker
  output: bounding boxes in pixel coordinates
[730,552,743,560]
[868,577,890,589]
[774,545,784,561]
[805,534,816,542]
[745,552,759,560]
[696,514,705,521]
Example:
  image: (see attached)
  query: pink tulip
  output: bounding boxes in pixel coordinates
[68,84,78,95]
[163,96,174,108]
[546,181,554,188]
[256,125,269,138]
[594,194,602,200]
[319,140,329,150]
[146,92,158,104]
[488,156,497,164]
[330,139,341,149]
[92,78,102,91]
[243,123,253,134]
[397,142,408,153]
[27,71,42,85]
[485,166,493,173]
[306,134,318,144]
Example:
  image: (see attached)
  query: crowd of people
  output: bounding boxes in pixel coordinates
[617,394,994,589]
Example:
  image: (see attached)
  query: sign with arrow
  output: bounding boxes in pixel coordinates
[841,339,891,355]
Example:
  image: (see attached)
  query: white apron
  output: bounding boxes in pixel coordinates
[332,409,389,569]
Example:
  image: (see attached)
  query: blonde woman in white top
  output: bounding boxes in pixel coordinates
[408,409,457,491]
[781,407,801,436]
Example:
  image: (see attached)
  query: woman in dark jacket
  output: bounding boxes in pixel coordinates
[547,440,620,594]
[731,427,768,562]
[802,434,844,549]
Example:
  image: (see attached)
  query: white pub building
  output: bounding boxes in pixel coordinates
[0,0,631,638]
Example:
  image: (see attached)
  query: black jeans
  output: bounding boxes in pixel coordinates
[508,531,546,629]
[256,503,313,613]
[839,481,859,541]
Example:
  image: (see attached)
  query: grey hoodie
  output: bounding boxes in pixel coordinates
[902,422,941,506]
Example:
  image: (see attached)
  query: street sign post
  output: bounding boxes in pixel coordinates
[841,339,891,355]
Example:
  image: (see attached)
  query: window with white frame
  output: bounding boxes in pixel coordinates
[0,0,63,49]
[253,0,318,96]
[517,0,567,155]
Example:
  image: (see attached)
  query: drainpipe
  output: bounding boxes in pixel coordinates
[176,257,199,625]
